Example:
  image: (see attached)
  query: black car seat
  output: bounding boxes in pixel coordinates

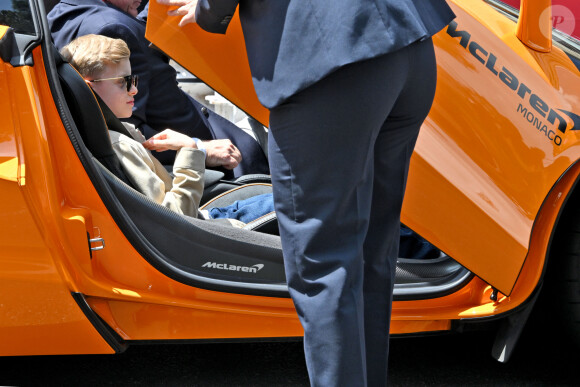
[55,47,135,188]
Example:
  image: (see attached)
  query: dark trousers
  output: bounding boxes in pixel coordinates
[268,38,437,387]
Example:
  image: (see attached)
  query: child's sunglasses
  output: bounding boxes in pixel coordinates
[88,74,139,92]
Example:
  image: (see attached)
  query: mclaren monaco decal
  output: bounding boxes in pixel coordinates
[446,21,580,146]
[202,261,265,274]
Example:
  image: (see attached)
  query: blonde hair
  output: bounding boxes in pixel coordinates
[60,34,131,79]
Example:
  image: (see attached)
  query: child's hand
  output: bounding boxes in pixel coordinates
[142,129,197,151]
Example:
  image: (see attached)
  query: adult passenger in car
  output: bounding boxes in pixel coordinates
[47,0,269,177]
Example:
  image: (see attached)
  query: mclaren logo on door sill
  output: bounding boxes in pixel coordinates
[202,262,265,273]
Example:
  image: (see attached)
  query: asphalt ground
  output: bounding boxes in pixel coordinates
[0,325,577,386]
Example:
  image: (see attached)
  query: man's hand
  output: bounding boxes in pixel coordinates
[203,139,242,170]
[142,129,197,151]
[157,0,198,27]
[143,130,241,170]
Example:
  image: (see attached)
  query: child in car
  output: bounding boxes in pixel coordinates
[60,34,274,225]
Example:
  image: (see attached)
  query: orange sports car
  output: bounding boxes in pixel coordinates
[0,0,579,362]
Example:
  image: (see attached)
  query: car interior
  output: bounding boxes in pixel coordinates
[1,0,475,299]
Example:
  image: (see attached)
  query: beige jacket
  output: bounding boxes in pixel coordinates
[109,123,205,218]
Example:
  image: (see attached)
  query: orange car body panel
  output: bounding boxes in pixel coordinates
[404,1,580,296]
[1,0,579,355]
[0,41,114,355]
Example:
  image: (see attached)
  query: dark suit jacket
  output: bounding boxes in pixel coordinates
[48,0,269,176]
[195,0,455,108]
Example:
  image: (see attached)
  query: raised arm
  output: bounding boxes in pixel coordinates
[157,0,239,33]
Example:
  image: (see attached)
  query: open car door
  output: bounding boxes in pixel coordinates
[146,3,269,126]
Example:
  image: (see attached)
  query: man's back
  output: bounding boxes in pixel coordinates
[241,0,456,108]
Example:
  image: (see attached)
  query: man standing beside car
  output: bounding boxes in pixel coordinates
[48,0,269,177]
[157,0,455,385]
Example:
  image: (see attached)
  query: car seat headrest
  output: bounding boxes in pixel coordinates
[55,48,134,187]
